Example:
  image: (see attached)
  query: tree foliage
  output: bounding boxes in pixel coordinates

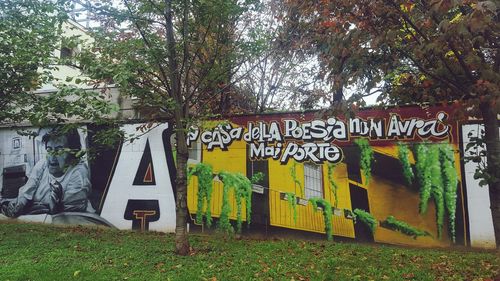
[282,0,500,246]
[0,0,65,122]
[0,0,115,126]
[75,0,262,254]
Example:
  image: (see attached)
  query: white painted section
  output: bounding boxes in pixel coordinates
[99,123,176,232]
[461,124,497,249]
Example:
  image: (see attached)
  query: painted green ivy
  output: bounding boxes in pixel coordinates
[218,175,234,233]
[285,192,298,224]
[188,163,214,227]
[413,143,459,241]
[309,198,333,241]
[440,145,458,243]
[414,143,432,214]
[381,216,431,239]
[397,143,414,185]
[290,161,303,197]
[353,209,377,235]
[429,145,445,239]
[327,163,339,208]
[354,138,374,184]
[250,172,264,185]
[218,171,253,233]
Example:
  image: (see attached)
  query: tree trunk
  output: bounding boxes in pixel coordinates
[479,101,500,248]
[164,0,191,255]
[174,122,190,255]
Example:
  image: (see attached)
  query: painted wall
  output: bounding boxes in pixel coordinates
[460,124,497,249]
[0,105,495,248]
[186,105,470,247]
[0,123,176,231]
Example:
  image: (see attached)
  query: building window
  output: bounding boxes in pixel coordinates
[304,163,323,199]
[60,46,74,60]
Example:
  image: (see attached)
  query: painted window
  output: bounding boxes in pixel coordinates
[304,163,323,199]
[188,140,201,164]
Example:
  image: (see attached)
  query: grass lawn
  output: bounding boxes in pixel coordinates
[0,221,498,281]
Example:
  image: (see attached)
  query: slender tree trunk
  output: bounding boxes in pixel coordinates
[174,120,190,255]
[164,0,191,255]
[479,101,500,247]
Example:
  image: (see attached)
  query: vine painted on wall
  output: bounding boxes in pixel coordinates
[381,216,431,239]
[397,142,414,185]
[309,198,333,241]
[327,163,339,208]
[218,171,253,233]
[289,160,303,197]
[353,209,377,235]
[285,192,298,224]
[354,138,374,184]
[398,142,459,241]
[188,163,214,227]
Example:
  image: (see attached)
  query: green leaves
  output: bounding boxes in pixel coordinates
[353,209,378,235]
[188,163,215,227]
[381,216,431,239]
[354,138,374,185]
[309,198,333,241]
[289,161,303,197]
[413,143,459,241]
[397,143,414,186]
[250,172,264,185]
[327,163,339,208]
[285,192,298,224]
[439,145,458,243]
[218,171,253,233]
[0,0,68,122]
[415,144,431,214]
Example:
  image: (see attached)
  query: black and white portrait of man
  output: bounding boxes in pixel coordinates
[1,127,93,217]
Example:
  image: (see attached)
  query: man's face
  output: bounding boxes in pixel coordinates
[46,136,70,177]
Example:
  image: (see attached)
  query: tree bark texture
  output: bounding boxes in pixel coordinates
[164,0,191,255]
[480,101,500,247]
[174,127,190,255]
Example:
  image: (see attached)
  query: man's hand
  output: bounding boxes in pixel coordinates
[1,199,22,218]
[49,180,63,213]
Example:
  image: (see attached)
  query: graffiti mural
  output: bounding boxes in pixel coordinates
[0,127,107,225]
[185,105,473,247]
[0,123,177,232]
[0,105,496,248]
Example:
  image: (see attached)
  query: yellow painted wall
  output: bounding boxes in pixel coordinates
[361,146,461,247]
[267,160,355,238]
[366,176,452,247]
[187,136,356,238]
[188,178,246,224]
[187,125,248,224]
[186,122,464,246]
